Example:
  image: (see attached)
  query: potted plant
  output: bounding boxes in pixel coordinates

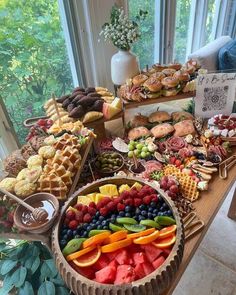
[100,5,147,85]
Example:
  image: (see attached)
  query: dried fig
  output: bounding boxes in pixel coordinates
[72,94,85,104]
[87,99,104,112]
[77,96,100,108]
[62,98,71,108]
[87,92,102,97]
[85,87,96,93]
[67,103,75,113]
[56,94,70,103]
[69,105,85,118]
[73,86,85,93]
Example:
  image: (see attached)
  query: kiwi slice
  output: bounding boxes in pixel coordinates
[116,217,137,225]
[88,230,110,237]
[124,224,146,232]
[154,216,176,226]
[109,223,125,232]
[62,238,86,256]
[140,219,161,229]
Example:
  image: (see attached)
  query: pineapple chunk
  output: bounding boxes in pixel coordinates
[86,193,97,202]
[99,184,118,197]
[131,182,143,191]
[77,195,93,205]
[95,193,106,203]
[119,184,131,194]
[66,206,78,212]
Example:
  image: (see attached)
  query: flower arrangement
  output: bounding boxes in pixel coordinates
[100,5,148,51]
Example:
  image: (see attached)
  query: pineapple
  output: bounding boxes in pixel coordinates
[94,193,106,203]
[119,184,131,194]
[131,182,143,191]
[77,195,94,205]
[86,193,97,202]
[99,184,118,197]
[66,206,78,212]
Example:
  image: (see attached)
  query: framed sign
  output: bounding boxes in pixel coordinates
[195,73,236,118]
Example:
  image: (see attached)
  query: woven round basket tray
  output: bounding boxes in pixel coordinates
[51,176,185,295]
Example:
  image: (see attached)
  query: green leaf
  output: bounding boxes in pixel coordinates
[50,273,66,287]
[24,255,40,274]
[40,259,58,280]
[18,281,34,295]
[0,260,17,275]
[0,283,14,295]
[38,281,55,295]
[9,266,27,288]
[55,286,70,295]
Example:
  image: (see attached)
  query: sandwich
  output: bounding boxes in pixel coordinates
[132,74,148,86]
[162,68,176,76]
[150,71,165,81]
[151,123,174,138]
[148,111,171,123]
[168,63,182,70]
[142,77,163,98]
[173,70,190,82]
[161,77,180,96]
[152,63,168,72]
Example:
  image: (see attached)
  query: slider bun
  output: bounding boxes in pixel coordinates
[161,77,179,87]
[148,111,171,123]
[132,74,148,86]
[173,70,190,81]
[162,68,176,76]
[150,71,165,81]
[128,127,151,140]
[143,77,163,92]
[168,63,182,70]
[151,123,174,138]
[152,63,168,71]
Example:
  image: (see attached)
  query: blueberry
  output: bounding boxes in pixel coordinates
[95,211,100,218]
[97,225,102,230]
[83,223,89,229]
[99,216,105,221]
[125,206,132,212]
[90,224,96,230]
[159,197,163,204]
[111,217,116,223]
[101,220,107,226]
[163,203,168,209]
[62,229,67,235]
[96,221,100,226]
[67,229,73,237]
[158,212,163,216]
[63,234,68,240]
[87,226,92,232]
[62,224,68,230]
[160,206,164,212]
[150,201,156,208]
[83,231,88,237]
[138,215,145,221]
[153,209,158,215]
[103,225,109,230]
[139,204,146,210]
[74,235,80,239]
[147,213,153,219]
[135,208,141,214]
[72,230,77,236]
[141,210,147,217]
[119,211,125,217]
[148,207,153,213]
[60,240,67,248]
[111,214,117,219]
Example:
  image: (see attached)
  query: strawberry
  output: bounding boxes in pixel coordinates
[88,207,96,216]
[117,203,125,211]
[68,220,79,230]
[170,156,176,164]
[100,206,109,216]
[75,211,83,222]
[74,203,83,211]
[83,213,92,223]
[89,202,96,208]
[134,198,142,207]
[143,195,152,205]
[175,159,182,167]
[81,206,88,214]
[66,210,75,220]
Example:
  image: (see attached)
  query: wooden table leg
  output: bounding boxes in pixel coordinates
[228,186,236,220]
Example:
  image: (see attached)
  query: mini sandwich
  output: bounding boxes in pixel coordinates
[173,70,190,85]
[142,77,163,98]
[132,74,148,86]
[148,111,171,123]
[150,71,165,81]
[152,63,168,71]
[161,77,180,96]
[168,63,182,70]
[162,68,176,76]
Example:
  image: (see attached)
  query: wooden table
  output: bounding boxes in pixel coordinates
[162,164,236,295]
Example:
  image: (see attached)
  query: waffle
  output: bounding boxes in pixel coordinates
[54,133,81,151]
[38,172,67,200]
[164,165,199,201]
[44,163,72,187]
[60,147,81,170]
[46,151,74,173]
[48,121,83,135]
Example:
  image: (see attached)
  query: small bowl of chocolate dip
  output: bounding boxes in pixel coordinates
[14,193,59,234]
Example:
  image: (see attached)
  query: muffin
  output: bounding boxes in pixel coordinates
[27,155,43,169]
[21,143,37,160]
[4,151,26,177]
[0,177,17,193]
[38,146,56,159]
[14,180,37,198]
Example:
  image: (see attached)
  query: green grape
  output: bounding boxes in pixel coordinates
[136,143,143,150]
[142,146,149,152]
[134,149,140,156]
[128,151,134,158]
[140,151,147,158]
[128,144,135,151]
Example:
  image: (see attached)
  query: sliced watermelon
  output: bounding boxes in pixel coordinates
[152,255,165,269]
[132,252,147,265]
[95,265,116,284]
[115,249,130,265]
[162,248,172,258]
[114,265,136,285]
[141,244,163,262]
[93,255,110,271]
[105,251,118,262]
[109,260,118,268]
[76,266,95,279]
[142,262,154,276]
[134,264,146,279]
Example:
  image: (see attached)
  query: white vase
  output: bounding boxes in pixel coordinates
[111,50,140,85]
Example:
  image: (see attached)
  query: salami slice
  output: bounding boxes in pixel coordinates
[166,136,187,152]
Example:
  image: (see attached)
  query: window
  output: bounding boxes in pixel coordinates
[0,0,73,145]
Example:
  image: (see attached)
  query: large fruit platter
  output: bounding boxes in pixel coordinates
[52,177,184,295]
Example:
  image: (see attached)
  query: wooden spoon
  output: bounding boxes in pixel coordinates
[0,188,48,221]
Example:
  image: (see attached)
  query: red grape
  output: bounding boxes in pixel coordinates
[160,180,168,190]
[169,185,179,194]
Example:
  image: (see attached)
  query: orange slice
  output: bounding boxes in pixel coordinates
[66,245,96,262]
[152,234,176,249]
[159,225,177,239]
[83,231,111,249]
[103,230,127,244]
[133,230,160,245]
[101,238,132,253]
[127,228,155,239]
[72,246,101,267]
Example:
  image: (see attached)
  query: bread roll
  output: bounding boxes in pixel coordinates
[148,111,171,123]
[151,123,174,138]
[173,120,195,137]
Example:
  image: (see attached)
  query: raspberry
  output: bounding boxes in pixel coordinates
[124,198,133,206]
[150,194,158,202]
[97,201,103,210]
[129,188,138,198]
[143,195,152,205]
[68,220,79,230]
[88,207,96,216]
[89,202,96,208]
[83,213,92,223]
[114,196,122,204]
[66,210,75,220]
[121,191,130,199]
[74,203,83,211]
[134,198,142,207]
[102,197,112,205]
[107,201,116,211]
[81,206,88,214]
[75,211,83,222]
[64,218,70,226]
[100,206,109,216]
[117,203,125,211]
[170,156,176,164]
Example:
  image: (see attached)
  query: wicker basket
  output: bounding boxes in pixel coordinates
[51,177,185,295]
